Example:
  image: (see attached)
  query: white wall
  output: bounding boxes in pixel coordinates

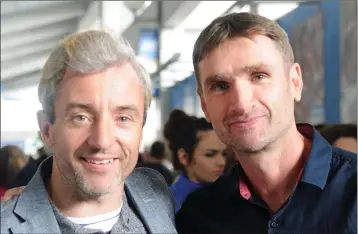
[1,96,41,154]
[77,1,101,32]
[140,98,162,152]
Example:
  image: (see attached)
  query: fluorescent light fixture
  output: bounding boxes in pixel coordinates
[1,87,42,132]
[135,1,152,16]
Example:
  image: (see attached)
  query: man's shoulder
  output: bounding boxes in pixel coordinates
[1,195,19,213]
[126,167,176,204]
[331,147,357,172]
[175,175,235,233]
[178,174,235,212]
[131,166,169,183]
[1,196,21,233]
[125,167,177,232]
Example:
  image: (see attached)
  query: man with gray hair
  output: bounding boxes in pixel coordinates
[1,30,177,234]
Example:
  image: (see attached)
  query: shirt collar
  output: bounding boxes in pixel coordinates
[233,124,332,193]
[297,124,332,190]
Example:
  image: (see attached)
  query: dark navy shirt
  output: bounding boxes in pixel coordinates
[176,124,357,234]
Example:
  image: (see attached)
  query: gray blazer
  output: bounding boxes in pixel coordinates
[1,157,177,234]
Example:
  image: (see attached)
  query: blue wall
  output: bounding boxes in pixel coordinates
[169,74,197,111]
[278,0,341,124]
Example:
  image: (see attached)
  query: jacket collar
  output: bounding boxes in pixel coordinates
[11,157,61,234]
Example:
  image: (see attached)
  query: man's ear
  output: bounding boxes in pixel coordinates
[197,89,211,123]
[290,63,303,102]
[37,110,54,148]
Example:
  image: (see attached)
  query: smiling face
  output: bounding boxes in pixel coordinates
[39,62,145,198]
[197,35,303,153]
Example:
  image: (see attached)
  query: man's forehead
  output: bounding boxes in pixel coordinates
[58,65,143,100]
[62,61,137,80]
[198,37,282,78]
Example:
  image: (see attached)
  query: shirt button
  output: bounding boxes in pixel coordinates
[270,221,279,228]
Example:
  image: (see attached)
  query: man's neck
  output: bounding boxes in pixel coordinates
[235,124,311,213]
[48,167,124,218]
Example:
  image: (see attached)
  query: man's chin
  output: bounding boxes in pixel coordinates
[229,137,267,153]
[77,185,111,198]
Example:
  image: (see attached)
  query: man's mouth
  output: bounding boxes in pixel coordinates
[83,158,114,165]
[227,115,264,127]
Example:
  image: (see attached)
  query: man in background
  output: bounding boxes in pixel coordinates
[137,141,174,185]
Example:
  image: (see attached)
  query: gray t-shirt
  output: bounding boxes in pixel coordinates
[50,193,147,234]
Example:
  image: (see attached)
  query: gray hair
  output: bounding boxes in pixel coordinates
[38,30,152,125]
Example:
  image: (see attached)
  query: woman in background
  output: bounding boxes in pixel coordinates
[164,109,227,211]
[0,145,27,196]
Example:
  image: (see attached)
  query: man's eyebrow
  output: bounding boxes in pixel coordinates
[114,105,140,117]
[239,63,273,73]
[65,102,95,113]
[204,74,229,87]
[204,63,273,86]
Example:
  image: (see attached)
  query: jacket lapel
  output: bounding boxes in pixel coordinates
[111,193,147,233]
[10,208,61,234]
[10,158,61,234]
[125,169,177,234]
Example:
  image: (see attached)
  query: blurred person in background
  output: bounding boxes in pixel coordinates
[161,145,175,173]
[137,141,174,185]
[319,124,357,153]
[223,147,238,174]
[314,123,326,131]
[9,146,49,188]
[164,109,227,210]
[0,145,27,196]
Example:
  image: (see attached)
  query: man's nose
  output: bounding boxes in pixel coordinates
[227,79,254,115]
[88,117,115,149]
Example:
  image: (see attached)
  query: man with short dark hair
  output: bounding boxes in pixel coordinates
[176,12,357,234]
[137,141,174,185]
[150,141,166,159]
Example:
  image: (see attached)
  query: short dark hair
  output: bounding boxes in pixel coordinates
[0,145,26,187]
[193,12,294,89]
[150,141,166,160]
[164,109,213,171]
